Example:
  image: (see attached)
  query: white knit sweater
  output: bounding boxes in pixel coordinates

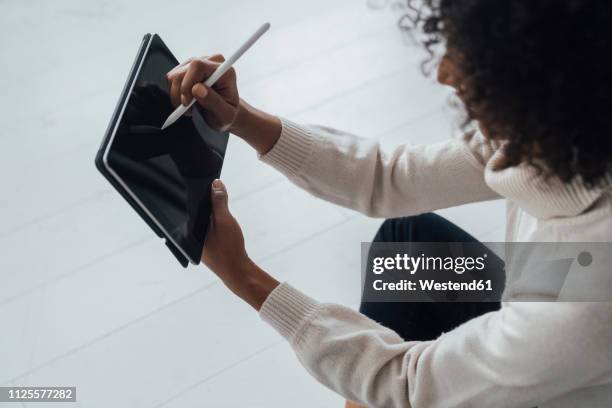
[258,119,612,408]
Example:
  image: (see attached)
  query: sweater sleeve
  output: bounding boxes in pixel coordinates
[260,283,612,408]
[259,119,500,217]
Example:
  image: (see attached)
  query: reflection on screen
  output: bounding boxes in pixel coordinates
[107,36,227,262]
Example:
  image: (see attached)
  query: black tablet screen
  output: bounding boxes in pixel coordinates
[106,35,228,263]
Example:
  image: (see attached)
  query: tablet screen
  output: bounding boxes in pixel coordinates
[105,35,228,263]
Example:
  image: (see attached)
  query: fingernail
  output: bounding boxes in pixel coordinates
[181,94,188,106]
[212,179,223,189]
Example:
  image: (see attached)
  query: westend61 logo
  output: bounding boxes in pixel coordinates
[361,242,611,303]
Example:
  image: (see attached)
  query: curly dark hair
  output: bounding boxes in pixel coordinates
[402,0,612,187]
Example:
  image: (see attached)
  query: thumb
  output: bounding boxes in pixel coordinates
[211,179,231,219]
[193,84,235,120]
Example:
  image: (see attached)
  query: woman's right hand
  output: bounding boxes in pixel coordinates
[166,55,282,155]
[166,54,240,132]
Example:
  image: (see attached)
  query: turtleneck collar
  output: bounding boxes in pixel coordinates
[484,150,611,219]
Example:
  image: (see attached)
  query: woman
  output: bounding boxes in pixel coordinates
[167,1,612,406]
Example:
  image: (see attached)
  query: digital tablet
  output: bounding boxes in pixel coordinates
[95,34,228,267]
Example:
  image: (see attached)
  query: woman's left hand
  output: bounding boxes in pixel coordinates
[201,180,279,310]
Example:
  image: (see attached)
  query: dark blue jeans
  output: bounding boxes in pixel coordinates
[360,213,501,341]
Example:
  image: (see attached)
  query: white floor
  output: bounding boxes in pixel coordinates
[0,1,506,407]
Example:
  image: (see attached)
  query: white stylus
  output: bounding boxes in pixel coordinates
[161,22,270,130]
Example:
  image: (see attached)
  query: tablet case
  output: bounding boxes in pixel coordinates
[95,33,190,267]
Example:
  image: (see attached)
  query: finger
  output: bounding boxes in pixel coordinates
[193,83,236,124]
[211,179,231,219]
[208,54,226,63]
[180,59,220,107]
[166,57,194,78]
[167,54,217,80]
[169,76,182,108]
